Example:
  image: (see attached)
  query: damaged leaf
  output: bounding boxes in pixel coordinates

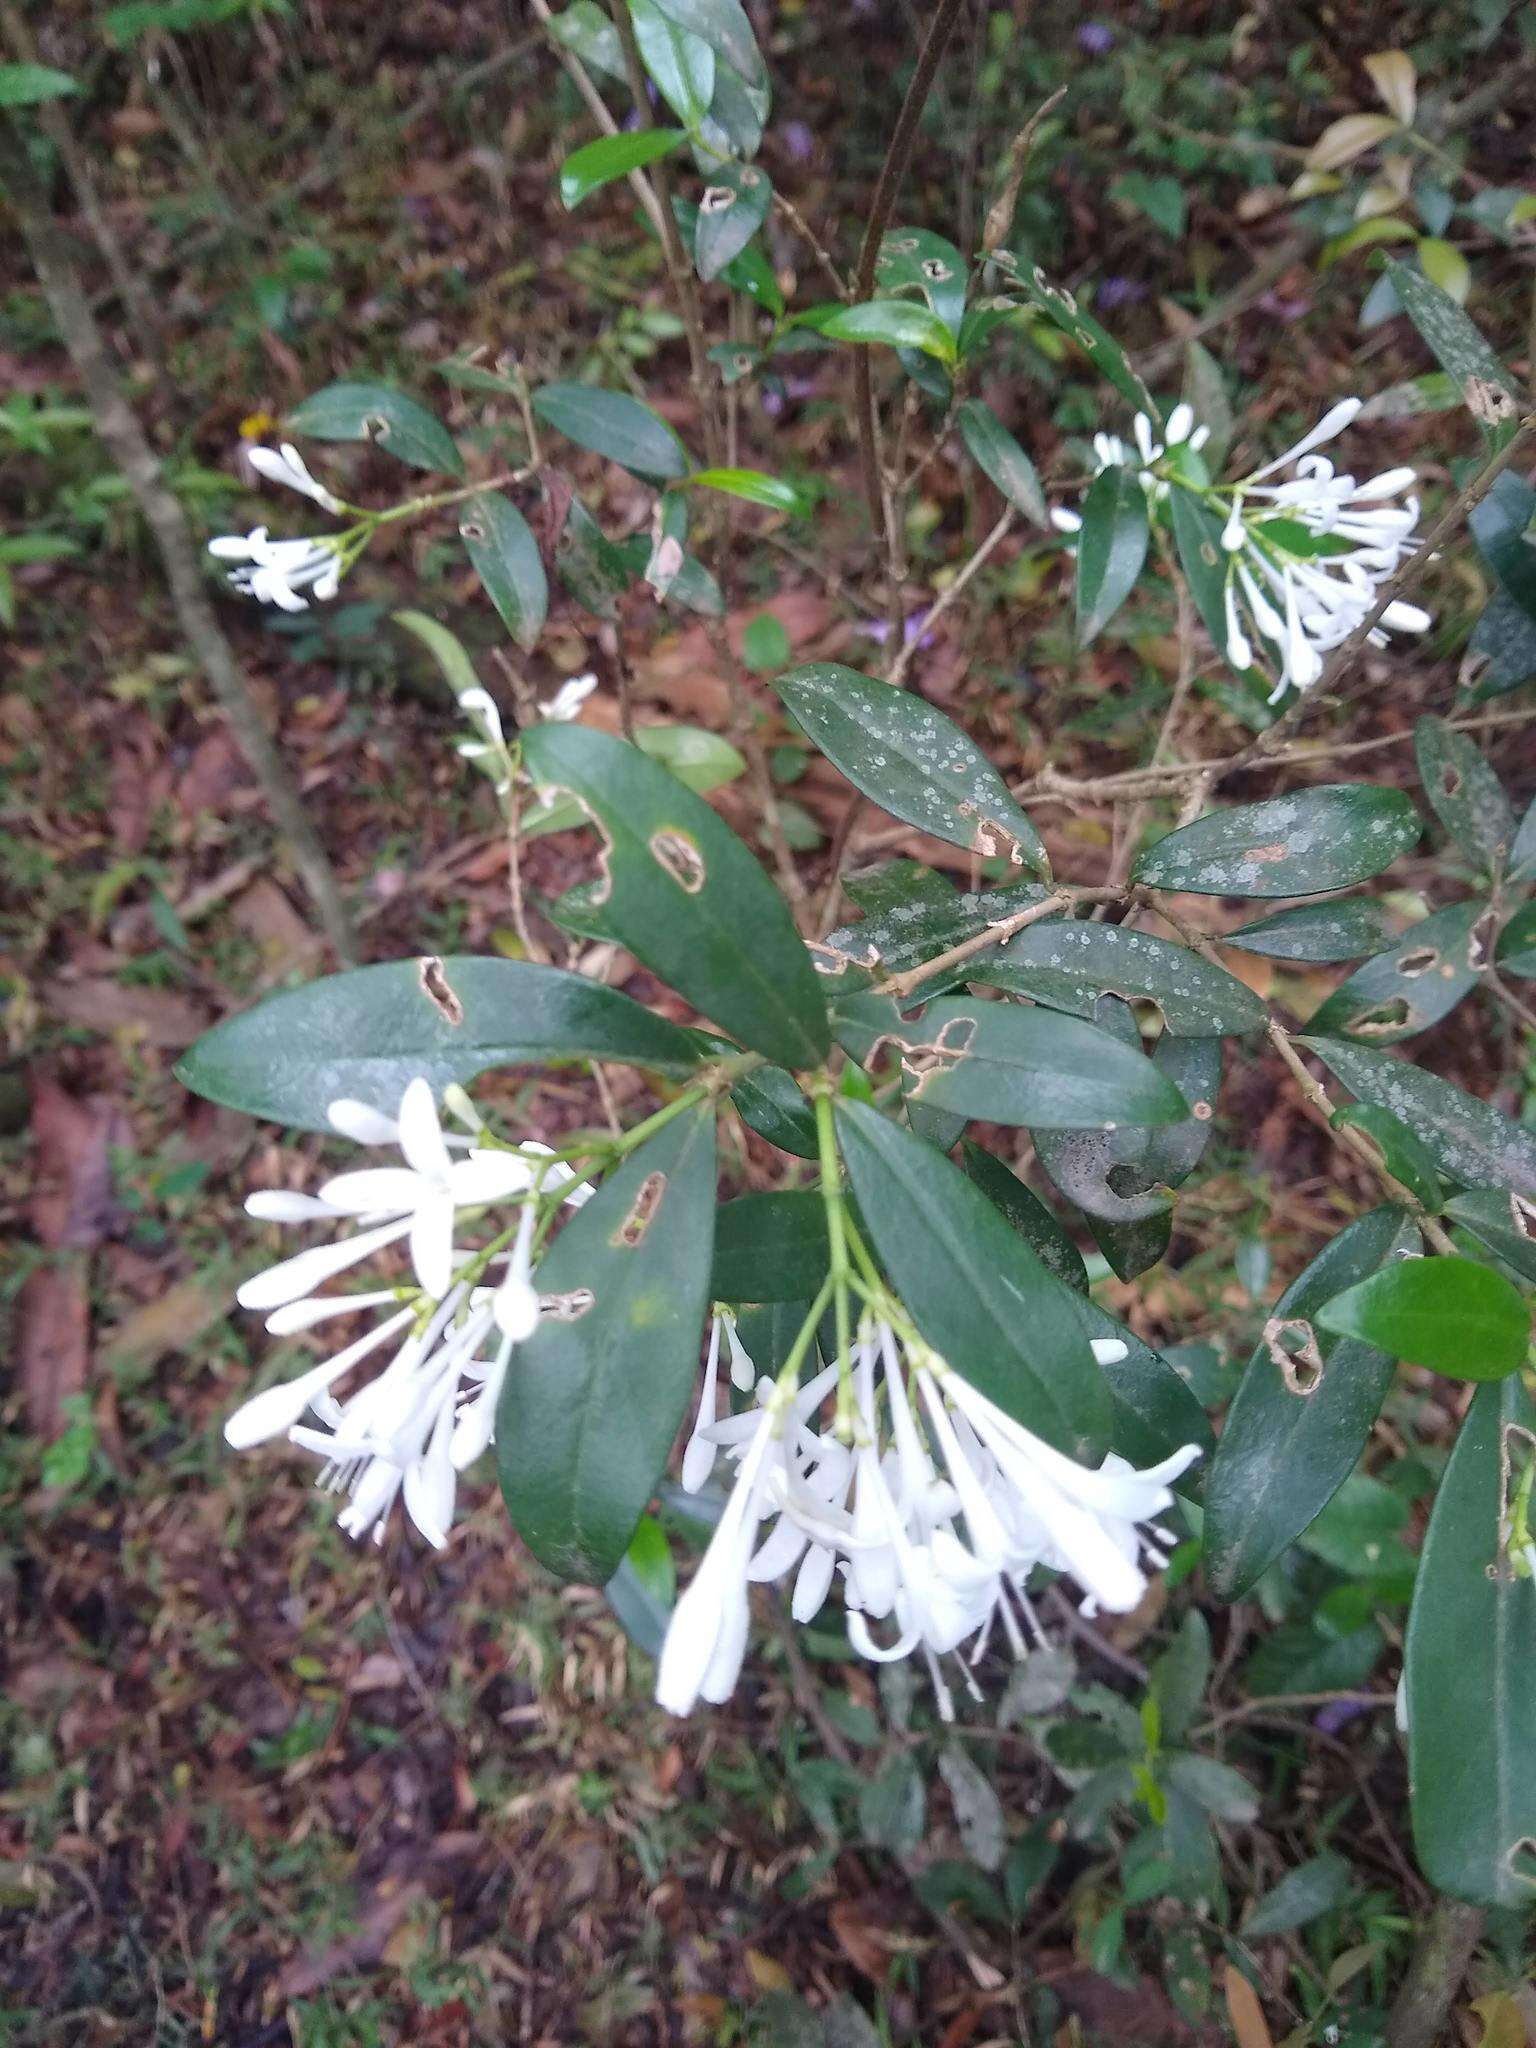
[1134,786,1420,897]
[1414,717,1515,872]
[1305,900,1490,1044]
[972,917,1265,1035]
[1301,1037,1536,1196]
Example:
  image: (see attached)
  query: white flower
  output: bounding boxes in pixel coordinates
[246,441,347,515]
[540,672,598,722]
[455,687,515,796]
[207,525,343,610]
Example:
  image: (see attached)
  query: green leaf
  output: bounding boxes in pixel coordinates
[1498,901,1536,978]
[1244,1853,1352,1938]
[1470,473,1536,624]
[693,160,771,280]
[521,722,828,1069]
[837,1100,1111,1459]
[742,612,790,672]
[1162,1753,1257,1824]
[876,226,968,337]
[823,870,1048,996]
[698,60,769,161]
[0,62,78,105]
[547,1,627,81]
[558,127,687,209]
[1468,587,1536,699]
[804,299,957,366]
[1181,340,1234,472]
[393,609,483,701]
[687,465,802,513]
[1150,1612,1211,1744]
[1134,786,1421,897]
[962,1143,1087,1292]
[521,724,745,838]
[1169,488,1243,670]
[555,497,633,618]
[176,957,703,1130]
[1385,256,1522,450]
[674,195,782,313]
[1332,1105,1444,1212]
[1511,794,1536,883]
[1305,900,1492,1044]
[1076,468,1149,647]
[885,995,1187,1130]
[604,1514,675,1655]
[532,381,689,481]
[1406,1375,1536,1906]
[1204,1208,1415,1602]
[776,663,1049,876]
[1109,169,1186,239]
[971,918,1265,1036]
[1007,264,1155,413]
[711,1190,830,1302]
[1296,1470,1410,1576]
[957,400,1046,524]
[1415,719,1515,873]
[1317,1255,1529,1381]
[647,0,765,86]
[458,491,548,651]
[858,1754,926,1853]
[499,1109,716,1582]
[938,1744,1006,1871]
[1444,1190,1536,1285]
[287,381,462,477]
[729,1062,818,1157]
[1301,1036,1536,1197]
[630,0,714,123]
[1244,1620,1384,1698]
[1225,899,1396,963]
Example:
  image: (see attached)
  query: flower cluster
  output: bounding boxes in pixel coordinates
[658,1310,1201,1718]
[226,1078,584,1546]
[1054,396,1426,701]
[208,442,353,610]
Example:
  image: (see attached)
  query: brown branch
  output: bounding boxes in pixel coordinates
[0,119,357,965]
[1386,1898,1486,2048]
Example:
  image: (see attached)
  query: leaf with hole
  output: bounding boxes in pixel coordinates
[1385,257,1521,451]
[1301,1037,1536,1196]
[1225,899,1396,963]
[1305,900,1491,1045]
[1134,786,1421,897]
[1007,265,1155,413]
[956,400,1046,524]
[288,380,462,476]
[532,382,690,481]
[558,127,688,209]
[972,918,1265,1036]
[693,160,771,280]
[555,498,633,618]
[458,491,548,651]
[876,227,968,337]
[1075,468,1149,648]
[776,663,1048,876]
[1316,1254,1529,1381]
[521,722,828,1069]
[1444,1190,1536,1285]
[1204,1208,1416,1602]
[836,1101,1110,1459]
[176,957,703,1131]
[673,195,782,313]
[498,1108,716,1583]
[1405,1374,1536,1906]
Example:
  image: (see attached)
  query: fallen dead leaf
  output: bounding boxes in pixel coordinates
[1225,1963,1275,2048]
[45,977,209,1048]
[19,1264,89,1441]
[230,876,313,962]
[28,1073,127,1248]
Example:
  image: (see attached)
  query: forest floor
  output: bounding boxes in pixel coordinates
[4,2,1536,2043]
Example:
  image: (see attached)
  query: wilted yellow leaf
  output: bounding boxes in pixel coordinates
[1417,236,1472,303]
[1364,49,1417,125]
[1224,1964,1275,2048]
[1468,1991,1526,2048]
[1305,113,1402,173]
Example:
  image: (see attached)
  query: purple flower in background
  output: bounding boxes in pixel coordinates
[1314,1698,1373,1737]
[860,606,935,651]
[1096,276,1147,311]
[1077,22,1115,53]
[781,120,815,165]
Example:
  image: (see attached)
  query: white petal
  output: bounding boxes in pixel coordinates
[225,1355,350,1447]
[1089,1337,1129,1367]
[1050,507,1082,534]
[316,1166,425,1216]
[409,1191,456,1299]
[1247,398,1362,482]
[327,1099,400,1144]
[1165,402,1194,447]
[1380,600,1431,633]
[264,1289,401,1335]
[493,1274,540,1340]
[397,1077,451,1180]
[245,1189,341,1222]
[403,1407,457,1549]
[448,1150,540,1205]
[791,1542,836,1622]
[235,1218,409,1310]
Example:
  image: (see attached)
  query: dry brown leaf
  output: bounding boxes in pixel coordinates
[230,877,313,961]
[1224,1963,1275,2048]
[44,977,209,1048]
[18,1264,89,1441]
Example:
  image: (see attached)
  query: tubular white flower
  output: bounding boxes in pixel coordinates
[207,525,345,610]
[247,441,347,515]
[540,672,599,722]
[681,1316,727,1494]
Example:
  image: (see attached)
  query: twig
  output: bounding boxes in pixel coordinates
[850,0,970,530]
[982,86,1068,257]
[0,119,357,966]
[1045,1587,1149,1683]
[886,508,1014,688]
[816,797,866,937]
[1485,970,1536,1036]
[1385,1897,1486,2048]
[772,188,849,301]
[1107,563,1200,887]
[879,886,1124,1000]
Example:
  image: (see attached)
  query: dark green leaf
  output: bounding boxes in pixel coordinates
[521,724,745,838]
[1445,1189,1536,1284]
[522,723,827,1069]
[604,1515,675,1655]
[1305,901,1492,1044]
[1316,1255,1529,1381]
[1406,1375,1536,1906]
[972,918,1264,1036]
[1076,468,1149,647]
[694,160,771,280]
[1204,1208,1415,1602]
[1008,264,1155,412]
[176,956,702,1131]
[555,497,633,617]
[1513,795,1536,883]
[558,127,687,209]
[546,1,627,81]
[532,381,690,481]
[1244,1852,1352,1939]
[698,58,769,160]
[711,1190,830,1301]
[1332,1105,1444,1211]
[1163,1753,1257,1824]
[498,1108,717,1582]
[962,1143,1088,1292]
[1150,1612,1211,1744]
[730,1064,819,1158]
[674,196,782,313]
[1134,786,1421,897]
[1181,340,1234,472]
[1225,899,1396,962]
[1385,256,1522,451]
[776,663,1049,876]
[648,0,764,84]
[837,1101,1111,1459]
[858,1754,926,1852]
[458,491,547,651]
[1467,587,1536,699]
[957,400,1047,524]
[889,995,1187,1130]
[288,380,462,476]
[876,226,968,336]
[1169,488,1239,667]
[938,1744,1006,1871]
[1471,473,1536,623]
[1498,901,1536,978]
[1414,717,1515,870]
[1243,1620,1384,1698]
[1301,1037,1536,1196]
[0,62,78,105]
[630,0,713,123]
[822,871,1049,996]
